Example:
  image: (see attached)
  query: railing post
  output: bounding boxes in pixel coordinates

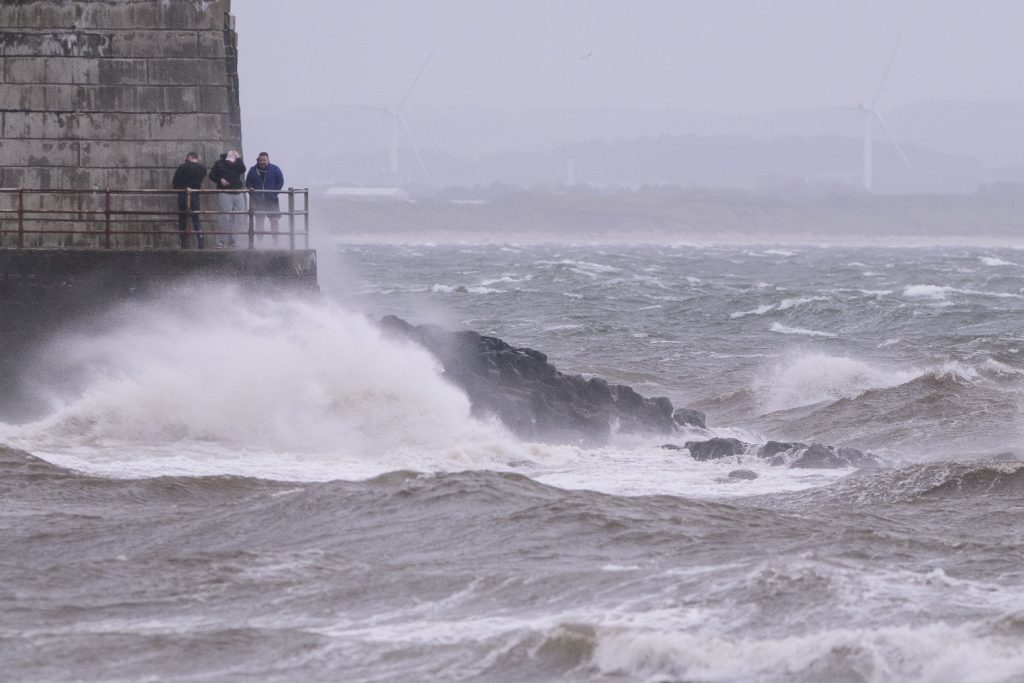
[303,189,309,249]
[247,189,255,249]
[288,187,296,251]
[16,187,24,249]
[104,188,112,249]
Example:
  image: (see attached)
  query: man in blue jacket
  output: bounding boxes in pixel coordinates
[245,152,285,244]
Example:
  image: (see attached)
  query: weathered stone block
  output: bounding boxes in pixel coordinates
[0,1,231,32]
[81,140,182,168]
[4,56,97,84]
[197,31,226,59]
[0,140,81,166]
[197,86,229,113]
[0,31,114,58]
[3,112,151,140]
[149,112,233,140]
[110,31,202,58]
[97,59,148,85]
[147,58,228,86]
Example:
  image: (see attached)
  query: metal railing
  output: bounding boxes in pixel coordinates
[0,187,310,250]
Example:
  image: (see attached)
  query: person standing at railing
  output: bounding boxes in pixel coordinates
[171,151,207,249]
[245,152,285,245]
[209,150,246,247]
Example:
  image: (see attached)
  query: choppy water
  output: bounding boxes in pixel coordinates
[3,243,1024,681]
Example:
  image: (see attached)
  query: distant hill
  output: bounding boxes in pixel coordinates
[305,133,983,195]
[250,100,1022,193]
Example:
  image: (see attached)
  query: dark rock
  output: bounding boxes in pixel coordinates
[685,437,749,461]
[728,469,758,480]
[660,443,686,451]
[379,315,677,445]
[790,443,881,469]
[757,441,806,459]
[672,408,707,429]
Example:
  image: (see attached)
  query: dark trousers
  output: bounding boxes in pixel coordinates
[176,191,204,249]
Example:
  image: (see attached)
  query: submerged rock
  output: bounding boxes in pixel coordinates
[673,438,880,470]
[789,443,881,469]
[684,437,749,461]
[728,469,758,480]
[379,315,676,444]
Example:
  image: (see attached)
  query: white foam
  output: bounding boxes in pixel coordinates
[590,622,1024,682]
[904,284,1023,300]
[730,304,775,319]
[777,296,827,311]
[429,284,501,294]
[0,286,539,481]
[769,323,836,338]
[754,352,916,413]
[979,256,1016,267]
[903,284,955,300]
[731,297,827,319]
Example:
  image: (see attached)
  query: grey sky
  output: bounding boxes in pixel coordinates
[236,0,1024,115]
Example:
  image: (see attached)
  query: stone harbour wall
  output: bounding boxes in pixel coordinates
[0,0,242,192]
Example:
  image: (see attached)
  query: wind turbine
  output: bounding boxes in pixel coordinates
[338,51,433,183]
[837,37,914,192]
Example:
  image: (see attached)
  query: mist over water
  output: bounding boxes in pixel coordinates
[4,244,1024,681]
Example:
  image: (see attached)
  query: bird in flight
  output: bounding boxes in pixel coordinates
[580,51,593,60]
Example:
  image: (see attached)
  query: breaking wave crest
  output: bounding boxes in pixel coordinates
[0,284,534,481]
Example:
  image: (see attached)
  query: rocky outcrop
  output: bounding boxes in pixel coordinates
[379,315,882,468]
[662,438,882,469]
[379,316,676,444]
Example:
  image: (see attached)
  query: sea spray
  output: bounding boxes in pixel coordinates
[0,283,529,479]
[752,351,916,414]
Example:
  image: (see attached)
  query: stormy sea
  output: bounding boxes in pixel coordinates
[3,242,1024,682]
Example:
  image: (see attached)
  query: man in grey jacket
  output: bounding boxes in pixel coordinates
[208,149,246,247]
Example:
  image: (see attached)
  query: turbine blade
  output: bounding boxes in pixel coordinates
[873,110,914,173]
[398,49,435,110]
[397,113,430,182]
[870,35,901,109]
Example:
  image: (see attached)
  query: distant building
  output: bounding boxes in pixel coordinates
[322,187,411,202]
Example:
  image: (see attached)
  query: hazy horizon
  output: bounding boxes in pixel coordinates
[232,1,1024,192]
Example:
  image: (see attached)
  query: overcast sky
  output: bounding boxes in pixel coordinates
[235,0,1024,116]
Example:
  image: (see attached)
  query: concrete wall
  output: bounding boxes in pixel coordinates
[0,0,242,192]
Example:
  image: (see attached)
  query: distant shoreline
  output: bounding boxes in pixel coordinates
[313,187,1024,248]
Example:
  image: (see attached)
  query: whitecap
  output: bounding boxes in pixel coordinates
[979,256,1016,267]
[769,323,836,338]
[754,352,916,412]
[730,304,776,319]
[777,296,828,311]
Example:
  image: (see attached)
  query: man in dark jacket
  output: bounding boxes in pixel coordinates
[171,151,207,249]
[209,149,246,247]
[245,152,285,244]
